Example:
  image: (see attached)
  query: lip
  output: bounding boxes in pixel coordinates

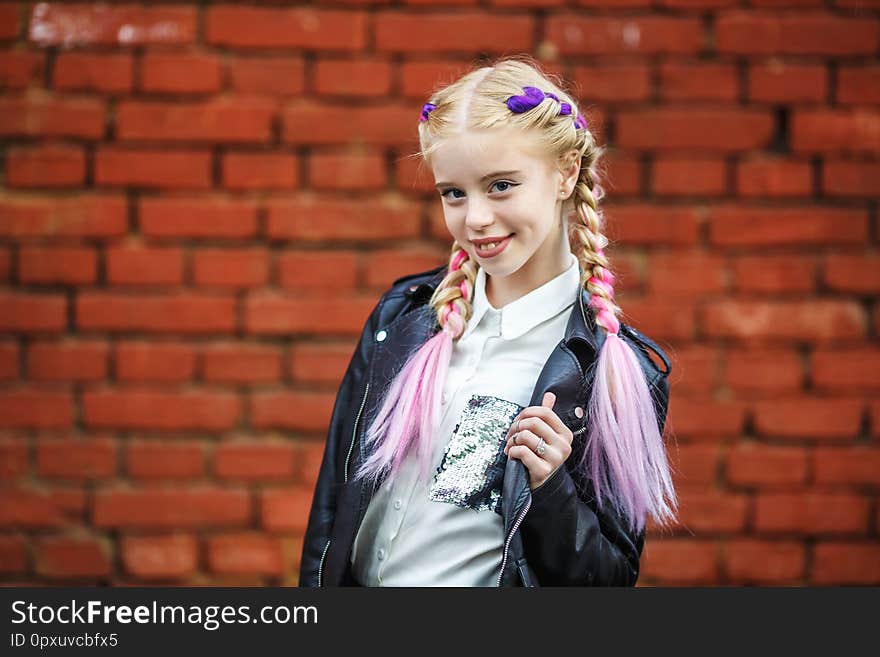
[472,234,513,259]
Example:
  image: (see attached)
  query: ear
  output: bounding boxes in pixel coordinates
[557,149,580,200]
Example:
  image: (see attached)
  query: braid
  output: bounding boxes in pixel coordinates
[570,142,622,336]
[429,243,478,341]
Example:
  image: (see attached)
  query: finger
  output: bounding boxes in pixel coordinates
[542,391,556,408]
[507,444,552,480]
[504,429,561,463]
[521,405,570,439]
[509,416,563,449]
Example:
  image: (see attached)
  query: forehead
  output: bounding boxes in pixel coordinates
[429,127,550,182]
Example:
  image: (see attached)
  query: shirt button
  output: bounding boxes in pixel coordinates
[393,499,402,510]
[377,549,386,560]
[376,329,387,342]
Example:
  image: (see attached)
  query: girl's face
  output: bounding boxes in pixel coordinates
[430,126,578,303]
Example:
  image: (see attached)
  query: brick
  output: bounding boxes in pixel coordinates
[116,341,196,382]
[84,390,240,431]
[792,110,880,154]
[547,15,703,54]
[54,53,132,92]
[315,58,392,96]
[709,206,867,246]
[376,12,532,53]
[222,153,298,190]
[276,251,358,293]
[666,345,720,395]
[400,60,474,99]
[245,294,378,337]
[37,438,116,480]
[0,487,66,528]
[364,248,446,289]
[0,293,66,332]
[267,197,420,242]
[572,64,652,102]
[207,7,366,49]
[640,540,717,584]
[261,487,312,533]
[141,53,222,94]
[812,348,880,391]
[705,301,865,342]
[814,447,880,485]
[716,11,879,55]
[295,441,325,489]
[837,67,880,105]
[669,444,719,487]
[651,157,726,196]
[602,151,641,196]
[282,102,416,146]
[34,536,111,579]
[618,108,773,150]
[822,254,880,294]
[0,536,28,574]
[106,245,185,285]
[674,490,749,532]
[193,248,270,288]
[7,144,86,188]
[94,488,250,528]
[202,343,283,384]
[724,540,805,584]
[730,255,816,294]
[250,391,337,432]
[813,543,880,584]
[215,442,296,481]
[737,157,812,197]
[0,195,126,238]
[77,293,237,334]
[726,443,808,487]
[824,160,880,197]
[309,151,386,191]
[755,492,869,533]
[19,246,98,285]
[659,62,738,101]
[289,342,353,386]
[748,62,827,103]
[140,197,258,239]
[0,51,44,89]
[613,297,696,341]
[0,96,104,139]
[0,439,29,480]
[28,340,108,381]
[95,147,211,189]
[0,4,20,39]
[228,56,305,96]
[117,98,275,143]
[207,534,283,576]
[724,347,803,393]
[753,398,863,440]
[121,535,198,580]
[601,204,702,246]
[126,441,204,480]
[666,398,747,439]
[0,249,9,284]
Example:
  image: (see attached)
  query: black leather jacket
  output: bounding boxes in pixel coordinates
[299,263,672,587]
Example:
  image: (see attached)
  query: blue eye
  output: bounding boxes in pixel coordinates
[439,181,517,200]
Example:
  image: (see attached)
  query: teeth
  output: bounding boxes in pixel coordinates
[480,242,497,250]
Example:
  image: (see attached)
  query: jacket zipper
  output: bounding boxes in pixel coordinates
[321,381,370,587]
[497,497,531,586]
[344,381,370,483]
[317,539,331,587]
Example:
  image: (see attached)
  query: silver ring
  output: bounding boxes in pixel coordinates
[535,438,546,457]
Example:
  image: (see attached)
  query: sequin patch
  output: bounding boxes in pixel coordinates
[429,394,524,514]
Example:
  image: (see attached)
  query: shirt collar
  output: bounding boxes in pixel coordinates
[463,252,580,341]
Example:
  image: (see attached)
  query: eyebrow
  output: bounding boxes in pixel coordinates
[434,170,523,189]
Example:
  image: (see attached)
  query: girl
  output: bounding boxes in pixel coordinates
[301,56,678,587]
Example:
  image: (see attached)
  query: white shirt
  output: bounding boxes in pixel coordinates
[350,252,581,586]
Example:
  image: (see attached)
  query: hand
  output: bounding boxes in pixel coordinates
[503,391,574,491]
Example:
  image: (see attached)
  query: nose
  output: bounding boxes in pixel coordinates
[464,196,494,232]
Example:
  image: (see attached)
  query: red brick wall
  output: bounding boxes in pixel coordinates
[0,2,877,586]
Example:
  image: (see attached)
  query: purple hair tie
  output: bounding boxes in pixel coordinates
[506,86,586,130]
[420,102,437,122]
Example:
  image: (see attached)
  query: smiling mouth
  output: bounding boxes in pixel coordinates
[473,234,513,257]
